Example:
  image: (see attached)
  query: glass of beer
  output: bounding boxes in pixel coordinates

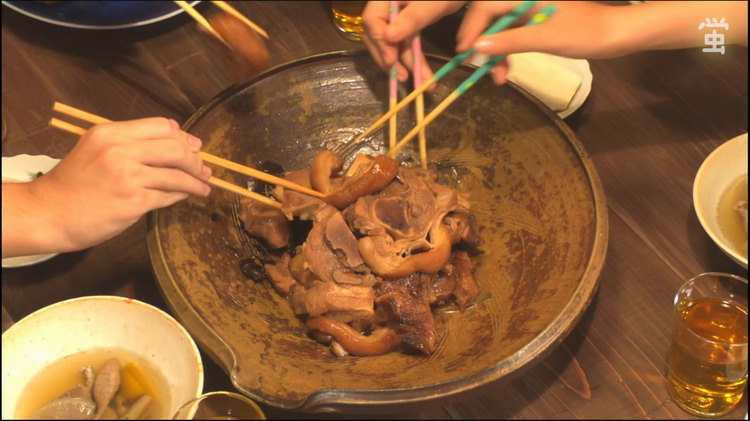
[667,272,748,417]
[173,391,265,420]
[331,1,367,42]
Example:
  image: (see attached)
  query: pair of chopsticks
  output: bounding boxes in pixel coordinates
[49,102,324,209]
[353,1,556,158]
[387,1,428,168]
[174,0,269,44]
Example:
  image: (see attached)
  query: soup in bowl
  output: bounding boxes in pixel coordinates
[1,296,204,419]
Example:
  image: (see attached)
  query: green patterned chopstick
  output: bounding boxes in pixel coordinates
[389,4,558,157]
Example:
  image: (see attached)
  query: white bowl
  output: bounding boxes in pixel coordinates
[1,296,204,419]
[2,154,61,268]
[693,133,748,268]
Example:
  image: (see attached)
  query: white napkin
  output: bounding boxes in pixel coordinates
[505,52,583,112]
[470,52,585,114]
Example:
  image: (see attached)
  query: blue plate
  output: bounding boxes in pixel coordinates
[2,1,201,30]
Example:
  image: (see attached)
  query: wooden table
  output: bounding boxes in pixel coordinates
[2,2,748,419]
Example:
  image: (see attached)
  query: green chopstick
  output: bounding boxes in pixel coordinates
[389,4,558,157]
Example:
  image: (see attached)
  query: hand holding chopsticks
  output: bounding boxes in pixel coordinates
[49,102,324,209]
[355,1,556,161]
[388,3,557,157]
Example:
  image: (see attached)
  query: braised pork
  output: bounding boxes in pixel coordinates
[240,151,481,357]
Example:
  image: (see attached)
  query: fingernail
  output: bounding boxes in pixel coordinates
[203,184,212,196]
[202,165,212,179]
[188,135,202,150]
[473,38,492,52]
[168,119,180,129]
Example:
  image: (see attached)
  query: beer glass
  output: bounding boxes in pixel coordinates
[331,1,367,41]
[667,272,748,417]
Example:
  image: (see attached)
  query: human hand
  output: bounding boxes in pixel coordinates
[29,117,211,252]
[362,1,466,85]
[455,1,619,84]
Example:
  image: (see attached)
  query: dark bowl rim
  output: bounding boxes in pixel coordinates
[147,49,609,413]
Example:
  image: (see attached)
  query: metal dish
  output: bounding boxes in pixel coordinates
[147,51,608,413]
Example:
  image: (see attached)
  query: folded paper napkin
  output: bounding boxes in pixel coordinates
[506,52,583,112]
[471,52,583,113]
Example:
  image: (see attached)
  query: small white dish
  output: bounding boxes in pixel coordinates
[2,154,61,268]
[1,296,204,419]
[469,53,592,119]
[693,133,748,268]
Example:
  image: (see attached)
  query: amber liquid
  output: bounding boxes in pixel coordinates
[15,347,170,419]
[331,1,366,41]
[668,297,748,417]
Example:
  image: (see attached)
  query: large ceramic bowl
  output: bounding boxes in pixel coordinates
[693,133,748,268]
[147,51,608,413]
[1,296,204,419]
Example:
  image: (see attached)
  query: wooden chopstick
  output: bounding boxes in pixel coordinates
[388,1,398,150]
[49,106,287,209]
[197,153,325,198]
[412,34,428,169]
[51,103,324,199]
[352,0,539,147]
[211,0,269,39]
[174,0,230,48]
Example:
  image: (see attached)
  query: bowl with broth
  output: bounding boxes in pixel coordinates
[1,296,204,419]
[694,133,748,268]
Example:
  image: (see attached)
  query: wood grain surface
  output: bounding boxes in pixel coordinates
[2,1,748,419]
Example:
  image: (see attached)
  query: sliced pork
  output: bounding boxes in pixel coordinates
[240,151,481,357]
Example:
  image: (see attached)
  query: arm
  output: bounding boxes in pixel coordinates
[459,1,747,83]
[464,1,749,57]
[2,118,211,258]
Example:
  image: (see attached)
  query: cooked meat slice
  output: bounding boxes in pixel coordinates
[332,270,377,287]
[432,271,457,304]
[62,366,95,400]
[325,211,367,271]
[358,224,452,278]
[264,254,296,296]
[376,290,436,354]
[345,167,446,242]
[443,212,482,247]
[325,155,400,209]
[310,150,344,194]
[375,272,436,304]
[302,206,342,284]
[207,13,270,83]
[289,284,308,315]
[302,281,375,318]
[274,169,327,220]
[30,398,96,420]
[288,251,316,286]
[239,198,290,249]
[451,251,479,310]
[93,358,120,419]
[32,366,97,419]
[307,316,400,356]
